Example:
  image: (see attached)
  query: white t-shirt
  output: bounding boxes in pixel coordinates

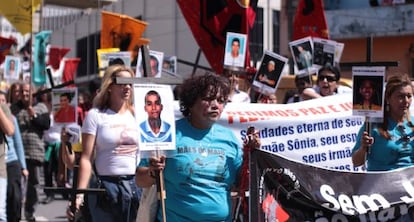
[314,85,352,95]
[224,52,244,67]
[230,90,251,103]
[82,108,140,176]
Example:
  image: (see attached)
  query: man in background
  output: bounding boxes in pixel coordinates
[11,83,50,221]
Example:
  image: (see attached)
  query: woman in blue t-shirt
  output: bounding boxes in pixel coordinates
[352,74,414,171]
[136,73,260,222]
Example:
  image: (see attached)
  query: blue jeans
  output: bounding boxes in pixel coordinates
[0,177,7,222]
[89,175,142,222]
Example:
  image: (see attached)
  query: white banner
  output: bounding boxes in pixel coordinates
[174,94,366,172]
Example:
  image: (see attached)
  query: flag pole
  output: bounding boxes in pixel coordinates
[29,0,34,105]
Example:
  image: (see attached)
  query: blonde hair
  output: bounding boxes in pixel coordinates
[93,64,134,111]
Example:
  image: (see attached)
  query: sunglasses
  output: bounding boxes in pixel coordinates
[318,75,337,82]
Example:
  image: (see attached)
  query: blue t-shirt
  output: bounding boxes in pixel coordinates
[352,118,414,171]
[140,118,243,221]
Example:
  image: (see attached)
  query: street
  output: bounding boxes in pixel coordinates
[19,171,70,222]
[21,185,69,222]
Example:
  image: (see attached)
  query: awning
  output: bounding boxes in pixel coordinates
[44,0,117,9]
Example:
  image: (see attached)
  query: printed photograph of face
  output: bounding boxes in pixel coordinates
[136,50,164,78]
[52,89,78,124]
[223,32,247,68]
[353,75,384,112]
[4,56,21,80]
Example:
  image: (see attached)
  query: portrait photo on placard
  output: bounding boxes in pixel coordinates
[4,55,21,81]
[162,55,177,75]
[107,51,131,67]
[289,37,313,72]
[352,66,385,119]
[136,50,164,78]
[334,42,345,66]
[223,32,247,69]
[97,48,120,77]
[252,51,288,95]
[52,88,78,124]
[133,84,176,156]
[312,37,336,68]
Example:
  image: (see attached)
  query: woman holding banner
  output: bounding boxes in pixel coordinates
[136,73,260,222]
[67,64,142,222]
[352,74,414,171]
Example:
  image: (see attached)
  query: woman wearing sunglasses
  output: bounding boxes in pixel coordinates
[316,64,352,96]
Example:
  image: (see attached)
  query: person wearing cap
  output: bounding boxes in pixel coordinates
[315,64,352,97]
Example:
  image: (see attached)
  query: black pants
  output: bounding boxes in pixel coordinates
[7,160,22,222]
[25,159,42,217]
[44,144,59,197]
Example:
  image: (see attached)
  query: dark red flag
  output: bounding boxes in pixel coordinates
[292,0,329,40]
[48,46,71,70]
[0,36,17,64]
[62,58,81,86]
[177,0,258,74]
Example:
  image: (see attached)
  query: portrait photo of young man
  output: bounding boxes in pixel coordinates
[223,32,247,69]
[133,84,176,154]
[136,50,164,78]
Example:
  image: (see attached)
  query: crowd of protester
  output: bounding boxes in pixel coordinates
[3,59,414,222]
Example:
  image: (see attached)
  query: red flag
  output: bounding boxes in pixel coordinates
[177,0,258,74]
[48,46,71,70]
[292,0,329,40]
[0,36,17,64]
[62,58,81,86]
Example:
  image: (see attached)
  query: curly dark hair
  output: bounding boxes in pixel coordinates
[179,73,230,117]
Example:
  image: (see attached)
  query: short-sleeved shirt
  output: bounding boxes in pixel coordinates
[82,108,140,176]
[352,118,414,171]
[140,118,243,221]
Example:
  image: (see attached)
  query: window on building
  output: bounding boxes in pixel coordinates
[76,32,100,77]
[249,7,263,65]
[272,10,280,53]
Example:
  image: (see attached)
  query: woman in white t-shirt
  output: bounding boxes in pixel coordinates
[67,65,141,222]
